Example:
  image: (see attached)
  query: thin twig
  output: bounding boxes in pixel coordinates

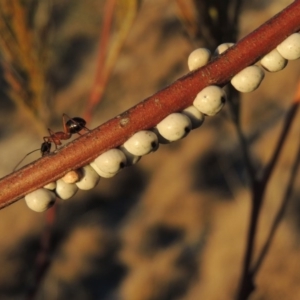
[262,87,300,185]
[236,181,263,300]
[85,0,139,122]
[227,87,257,187]
[236,95,300,299]
[0,0,300,209]
[85,0,116,122]
[252,140,300,276]
[26,204,57,300]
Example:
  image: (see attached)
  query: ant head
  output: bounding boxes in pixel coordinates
[41,141,51,156]
[66,117,87,134]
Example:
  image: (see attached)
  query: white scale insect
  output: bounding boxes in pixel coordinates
[23,32,300,212]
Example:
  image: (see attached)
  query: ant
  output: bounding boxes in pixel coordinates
[13,114,89,171]
[42,114,89,155]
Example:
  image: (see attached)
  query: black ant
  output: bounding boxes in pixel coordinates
[13,114,89,170]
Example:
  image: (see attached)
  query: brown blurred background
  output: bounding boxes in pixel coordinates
[0,0,299,299]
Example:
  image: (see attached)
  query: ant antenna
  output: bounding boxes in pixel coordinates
[13,141,52,171]
[13,148,41,171]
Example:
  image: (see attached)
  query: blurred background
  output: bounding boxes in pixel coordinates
[0,0,299,299]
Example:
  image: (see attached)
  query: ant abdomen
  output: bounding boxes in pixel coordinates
[66,117,87,134]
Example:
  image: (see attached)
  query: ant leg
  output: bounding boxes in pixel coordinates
[62,114,70,134]
[46,128,61,149]
[62,113,71,120]
[75,126,90,136]
[82,124,90,132]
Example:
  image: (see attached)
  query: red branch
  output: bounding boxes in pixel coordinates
[84,0,116,122]
[0,0,300,209]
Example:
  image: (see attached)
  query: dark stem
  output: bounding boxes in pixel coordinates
[236,102,300,299]
[26,204,57,300]
[252,143,300,276]
[236,181,263,300]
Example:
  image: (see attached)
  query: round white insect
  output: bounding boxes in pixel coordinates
[119,146,141,165]
[123,130,159,156]
[188,48,211,71]
[277,33,300,60]
[90,148,127,178]
[182,106,205,129]
[76,165,100,190]
[56,179,78,200]
[193,85,226,116]
[214,43,235,56]
[231,65,265,93]
[260,48,287,72]
[156,113,192,142]
[25,188,56,212]
[44,182,56,190]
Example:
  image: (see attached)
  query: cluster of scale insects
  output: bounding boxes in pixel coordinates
[21,32,300,212]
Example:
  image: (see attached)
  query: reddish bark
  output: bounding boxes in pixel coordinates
[0,0,300,209]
